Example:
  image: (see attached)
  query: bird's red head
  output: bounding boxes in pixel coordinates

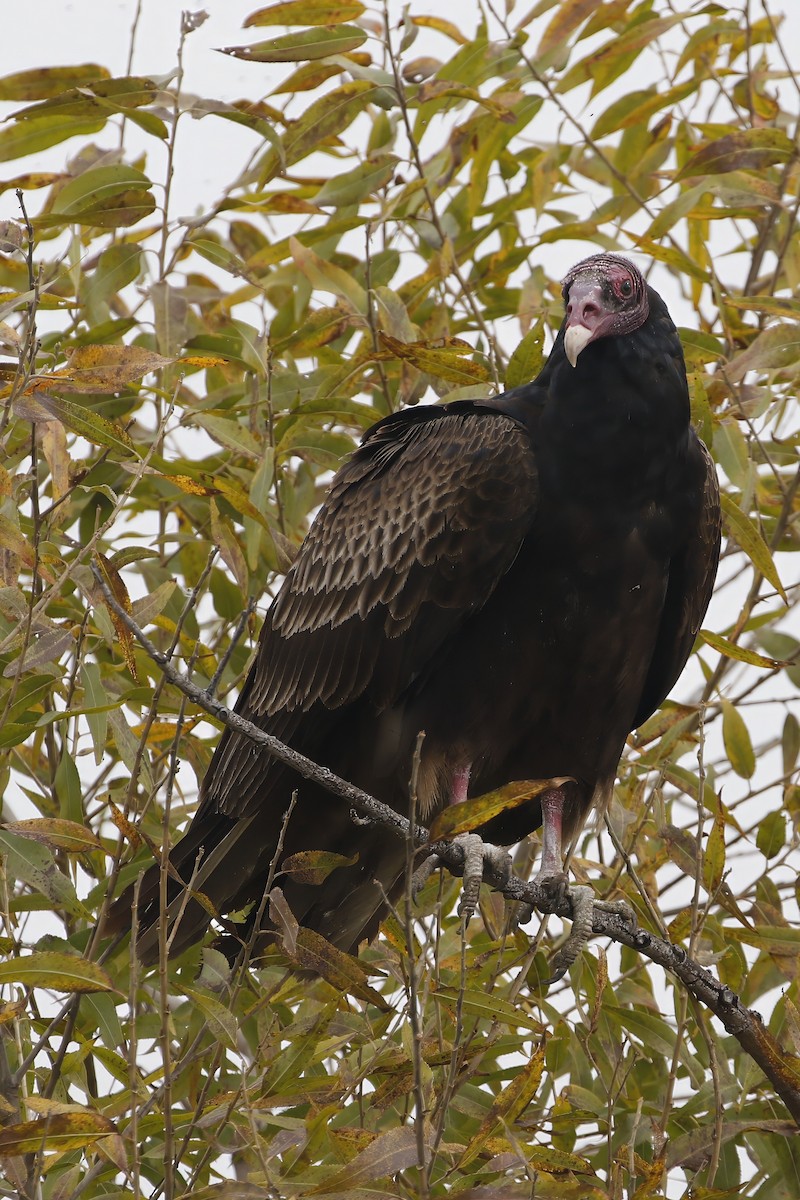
[561,254,649,367]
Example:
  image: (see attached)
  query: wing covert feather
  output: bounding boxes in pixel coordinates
[250,406,538,716]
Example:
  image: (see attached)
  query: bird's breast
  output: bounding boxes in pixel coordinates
[403,488,675,813]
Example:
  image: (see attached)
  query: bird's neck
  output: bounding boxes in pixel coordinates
[537,337,692,506]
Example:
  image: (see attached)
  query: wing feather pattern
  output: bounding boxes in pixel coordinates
[203,403,539,821]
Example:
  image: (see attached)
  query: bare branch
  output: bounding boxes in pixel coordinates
[91,558,800,1125]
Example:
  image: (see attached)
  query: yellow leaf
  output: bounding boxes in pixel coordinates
[245,0,365,25]
[703,795,726,894]
[0,952,115,994]
[429,778,571,840]
[461,1042,547,1167]
[0,1112,117,1155]
[3,818,104,854]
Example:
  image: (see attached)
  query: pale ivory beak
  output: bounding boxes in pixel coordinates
[564,323,594,367]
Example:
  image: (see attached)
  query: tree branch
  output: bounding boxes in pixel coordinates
[90,560,800,1126]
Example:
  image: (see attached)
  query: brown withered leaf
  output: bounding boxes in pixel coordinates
[281,850,358,886]
[93,553,139,681]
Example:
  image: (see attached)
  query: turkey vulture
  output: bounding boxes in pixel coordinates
[108,253,720,964]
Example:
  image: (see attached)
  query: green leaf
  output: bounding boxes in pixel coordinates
[379,333,490,385]
[83,245,142,322]
[583,16,686,97]
[258,80,375,182]
[603,1005,680,1059]
[756,811,785,860]
[714,418,750,488]
[0,115,105,163]
[703,796,727,893]
[54,750,83,823]
[722,700,756,779]
[0,64,110,101]
[0,721,37,750]
[290,236,368,314]
[307,1127,421,1193]
[81,660,109,765]
[537,0,597,60]
[460,1044,546,1167]
[505,322,545,389]
[191,413,262,459]
[244,0,366,26]
[700,629,784,671]
[725,323,800,381]
[12,76,158,119]
[0,831,89,918]
[32,395,137,458]
[82,992,126,1050]
[720,493,786,600]
[432,988,544,1034]
[178,985,239,1050]
[223,25,367,64]
[314,154,398,207]
[757,631,800,689]
[592,81,696,140]
[729,925,800,952]
[39,165,155,230]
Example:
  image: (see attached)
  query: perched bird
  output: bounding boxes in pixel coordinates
[108,253,720,964]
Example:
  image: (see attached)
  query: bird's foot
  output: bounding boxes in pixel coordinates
[545,885,637,984]
[508,870,567,930]
[455,833,513,922]
[411,833,512,924]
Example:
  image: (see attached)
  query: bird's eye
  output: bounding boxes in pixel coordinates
[619,278,633,297]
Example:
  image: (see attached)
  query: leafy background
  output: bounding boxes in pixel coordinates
[0,0,799,1196]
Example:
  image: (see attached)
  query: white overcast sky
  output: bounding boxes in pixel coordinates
[4,0,800,321]
[2,2,798,853]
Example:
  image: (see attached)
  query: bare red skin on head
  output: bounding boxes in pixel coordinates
[561,254,649,365]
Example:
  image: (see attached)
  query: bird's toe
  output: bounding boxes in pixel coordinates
[411,850,441,901]
[546,883,595,984]
[454,833,512,922]
[594,895,637,932]
[533,871,570,914]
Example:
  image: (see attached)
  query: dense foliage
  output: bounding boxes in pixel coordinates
[0,1,799,1196]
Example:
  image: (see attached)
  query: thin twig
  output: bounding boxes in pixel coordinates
[92,558,800,1125]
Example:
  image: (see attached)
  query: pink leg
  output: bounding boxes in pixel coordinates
[451,765,471,806]
[535,787,565,879]
[412,760,513,924]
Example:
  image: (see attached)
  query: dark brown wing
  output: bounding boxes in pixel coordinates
[632,436,721,728]
[202,402,539,821]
